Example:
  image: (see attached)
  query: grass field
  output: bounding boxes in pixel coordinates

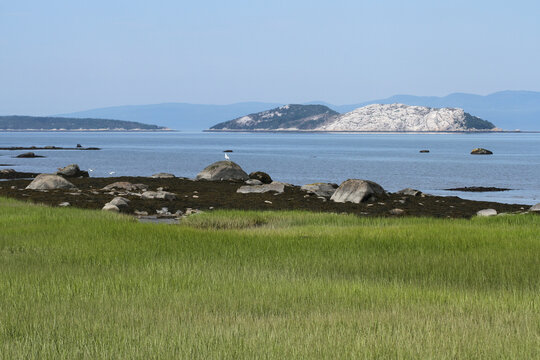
[0,197,539,359]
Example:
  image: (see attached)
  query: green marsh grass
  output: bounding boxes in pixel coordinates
[0,198,539,359]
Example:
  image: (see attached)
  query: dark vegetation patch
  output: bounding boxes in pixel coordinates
[0,177,528,219]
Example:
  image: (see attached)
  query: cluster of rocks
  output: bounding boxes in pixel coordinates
[17,159,540,220]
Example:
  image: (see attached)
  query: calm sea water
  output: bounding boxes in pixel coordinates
[1,132,539,205]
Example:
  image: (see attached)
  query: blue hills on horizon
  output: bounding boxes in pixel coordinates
[56,90,540,131]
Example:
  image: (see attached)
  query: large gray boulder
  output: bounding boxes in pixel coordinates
[196,161,248,181]
[301,183,338,198]
[529,203,540,212]
[56,164,89,178]
[108,196,130,209]
[25,174,77,190]
[237,182,285,194]
[330,179,387,204]
[476,209,497,217]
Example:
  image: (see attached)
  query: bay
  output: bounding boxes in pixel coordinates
[1,132,538,205]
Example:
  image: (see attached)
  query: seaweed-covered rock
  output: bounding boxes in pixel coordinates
[196,161,248,181]
[249,171,272,184]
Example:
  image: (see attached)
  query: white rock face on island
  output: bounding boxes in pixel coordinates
[319,104,495,132]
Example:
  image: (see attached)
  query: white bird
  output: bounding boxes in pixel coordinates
[224,153,230,161]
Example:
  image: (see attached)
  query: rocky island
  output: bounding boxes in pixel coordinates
[208,104,496,132]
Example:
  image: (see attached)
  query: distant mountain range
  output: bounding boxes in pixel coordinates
[55,90,539,131]
[210,104,495,132]
[0,116,167,131]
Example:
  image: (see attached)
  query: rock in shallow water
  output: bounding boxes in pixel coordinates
[330,179,387,204]
[196,161,248,181]
[471,148,493,155]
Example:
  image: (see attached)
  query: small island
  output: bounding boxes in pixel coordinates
[0,115,170,131]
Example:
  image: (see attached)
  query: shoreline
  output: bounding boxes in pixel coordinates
[0,176,532,219]
[204,129,534,134]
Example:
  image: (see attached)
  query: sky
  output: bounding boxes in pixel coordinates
[1,0,539,115]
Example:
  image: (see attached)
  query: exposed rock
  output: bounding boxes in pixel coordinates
[419,150,430,153]
[397,188,422,196]
[330,179,387,204]
[245,179,263,185]
[56,164,89,178]
[249,171,273,184]
[471,148,493,155]
[319,104,495,132]
[529,203,540,212]
[76,144,82,148]
[223,149,233,152]
[58,202,70,207]
[102,203,120,212]
[151,172,175,179]
[301,183,338,198]
[102,182,148,192]
[196,161,248,181]
[389,208,405,215]
[108,196,130,209]
[0,169,16,174]
[16,152,44,158]
[141,191,177,200]
[25,174,77,190]
[237,182,285,194]
[476,209,497,217]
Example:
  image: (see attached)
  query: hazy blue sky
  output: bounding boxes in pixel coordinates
[1,0,539,115]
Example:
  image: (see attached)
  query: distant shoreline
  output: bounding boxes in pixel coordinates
[0,129,176,132]
[204,129,535,134]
